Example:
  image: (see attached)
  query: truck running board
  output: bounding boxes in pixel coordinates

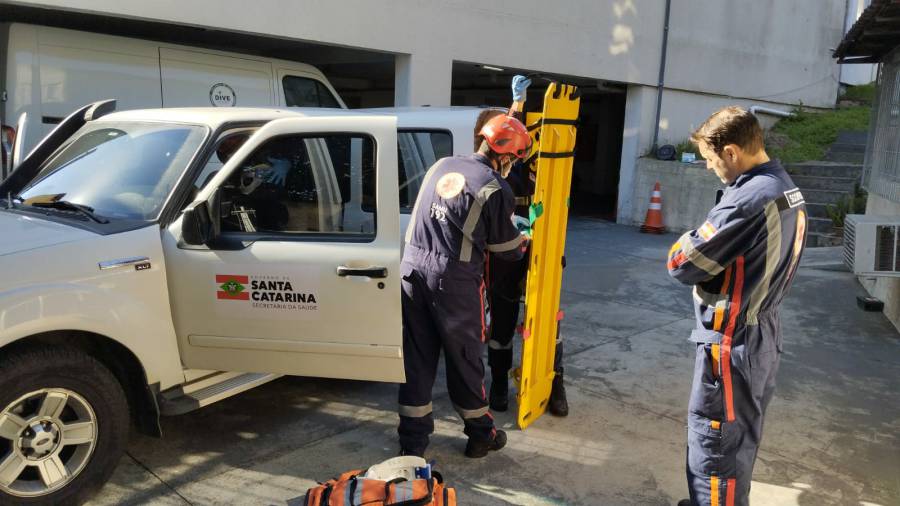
[158,371,282,416]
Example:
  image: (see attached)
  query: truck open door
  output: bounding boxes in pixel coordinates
[163,115,405,383]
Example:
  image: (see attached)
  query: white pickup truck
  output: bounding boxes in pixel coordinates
[0,101,490,505]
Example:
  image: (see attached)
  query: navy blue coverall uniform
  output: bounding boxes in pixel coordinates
[398,153,524,455]
[667,160,807,506]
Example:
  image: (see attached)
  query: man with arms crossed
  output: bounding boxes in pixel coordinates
[668,107,807,506]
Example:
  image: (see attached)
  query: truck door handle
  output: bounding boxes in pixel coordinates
[336,266,388,278]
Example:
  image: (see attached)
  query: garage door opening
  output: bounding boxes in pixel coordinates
[451,61,626,220]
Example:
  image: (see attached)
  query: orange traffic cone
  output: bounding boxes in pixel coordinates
[640,182,666,234]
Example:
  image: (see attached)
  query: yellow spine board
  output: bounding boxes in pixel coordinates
[517,83,580,429]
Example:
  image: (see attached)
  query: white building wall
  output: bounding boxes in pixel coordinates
[8,0,850,224]
[13,0,844,110]
[665,0,846,108]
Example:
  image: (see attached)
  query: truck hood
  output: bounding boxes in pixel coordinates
[0,211,95,257]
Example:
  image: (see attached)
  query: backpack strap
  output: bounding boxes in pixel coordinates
[385,477,435,506]
[320,484,333,506]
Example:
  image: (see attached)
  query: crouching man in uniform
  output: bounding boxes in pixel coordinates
[398,114,531,458]
[668,107,807,506]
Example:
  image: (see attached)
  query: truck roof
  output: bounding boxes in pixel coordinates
[96,107,368,129]
[96,106,500,131]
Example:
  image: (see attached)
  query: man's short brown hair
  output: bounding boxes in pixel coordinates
[690,106,764,154]
[474,109,506,151]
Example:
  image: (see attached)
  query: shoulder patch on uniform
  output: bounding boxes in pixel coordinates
[783,188,805,208]
[698,221,718,241]
[436,172,466,199]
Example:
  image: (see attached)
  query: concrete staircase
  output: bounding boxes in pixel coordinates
[785,162,861,247]
[824,130,867,164]
[783,130,867,248]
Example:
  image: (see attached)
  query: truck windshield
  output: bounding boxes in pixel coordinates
[18,122,207,222]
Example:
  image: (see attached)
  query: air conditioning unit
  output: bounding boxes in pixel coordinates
[844,214,900,277]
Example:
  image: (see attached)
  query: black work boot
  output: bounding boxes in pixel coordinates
[464,429,507,458]
[548,372,569,417]
[676,500,692,506]
[489,376,509,412]
[399,447,425,458]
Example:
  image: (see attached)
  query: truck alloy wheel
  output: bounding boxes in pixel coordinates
[0,347,129,505]
[0,388,98,497]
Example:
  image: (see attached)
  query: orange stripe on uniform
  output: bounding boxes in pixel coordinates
[711,475,720,506]
[479,281,486,342]
[726,478,736,506]
[787,210,807,280]
[721,257,745,422]
[668,251,688,270]
[710,344,721,377]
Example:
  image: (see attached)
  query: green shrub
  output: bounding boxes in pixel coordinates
[825,184,868,229]
[841,83,877,105]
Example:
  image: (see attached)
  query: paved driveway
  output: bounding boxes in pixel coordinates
[89,220,900,505]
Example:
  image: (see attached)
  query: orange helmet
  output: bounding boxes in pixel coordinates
[479,115,531,159]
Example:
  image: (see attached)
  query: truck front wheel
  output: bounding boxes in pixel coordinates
[0,347,129,505]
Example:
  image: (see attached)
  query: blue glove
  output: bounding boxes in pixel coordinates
[512,214,531,233]
[264,156,291,186]
[512,75,532,102]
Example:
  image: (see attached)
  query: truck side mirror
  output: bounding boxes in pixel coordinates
[182,200,212,245]
[182,188,223,246]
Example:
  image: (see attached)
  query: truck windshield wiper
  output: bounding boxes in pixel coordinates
[29,200,110,224]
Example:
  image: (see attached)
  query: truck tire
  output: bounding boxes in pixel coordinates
[0,346,129,505]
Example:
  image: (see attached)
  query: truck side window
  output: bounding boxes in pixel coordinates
[194,132,254,192]
[398,130,453,212]
[219,134,376,238]
[283,76,341,108]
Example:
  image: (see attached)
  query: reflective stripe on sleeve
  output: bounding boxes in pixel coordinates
[459,179,502,262]
[745,201,782,325]
[678,231,725,276]
[692,286,726,307]
[714,265,733,332]
[487,235,524,253]
[404,160,445,244]
[399,402,433,418]
[488,339,514,350]
[454,404,490,419]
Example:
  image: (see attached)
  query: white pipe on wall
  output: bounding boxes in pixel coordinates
[750,105,795,118]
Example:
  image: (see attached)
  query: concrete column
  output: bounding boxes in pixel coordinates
[394,53,452,107]
[616,85,658,223]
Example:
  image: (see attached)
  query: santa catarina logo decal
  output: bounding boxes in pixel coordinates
[214,273,318,312]
[217,275,249,300]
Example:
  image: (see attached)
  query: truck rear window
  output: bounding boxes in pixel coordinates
[398,130,453,212]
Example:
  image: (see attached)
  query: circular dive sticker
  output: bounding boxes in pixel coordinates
[436,172,466,199]
[209,83,236,107]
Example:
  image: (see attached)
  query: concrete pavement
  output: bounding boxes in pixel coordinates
[88,220,900,505]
